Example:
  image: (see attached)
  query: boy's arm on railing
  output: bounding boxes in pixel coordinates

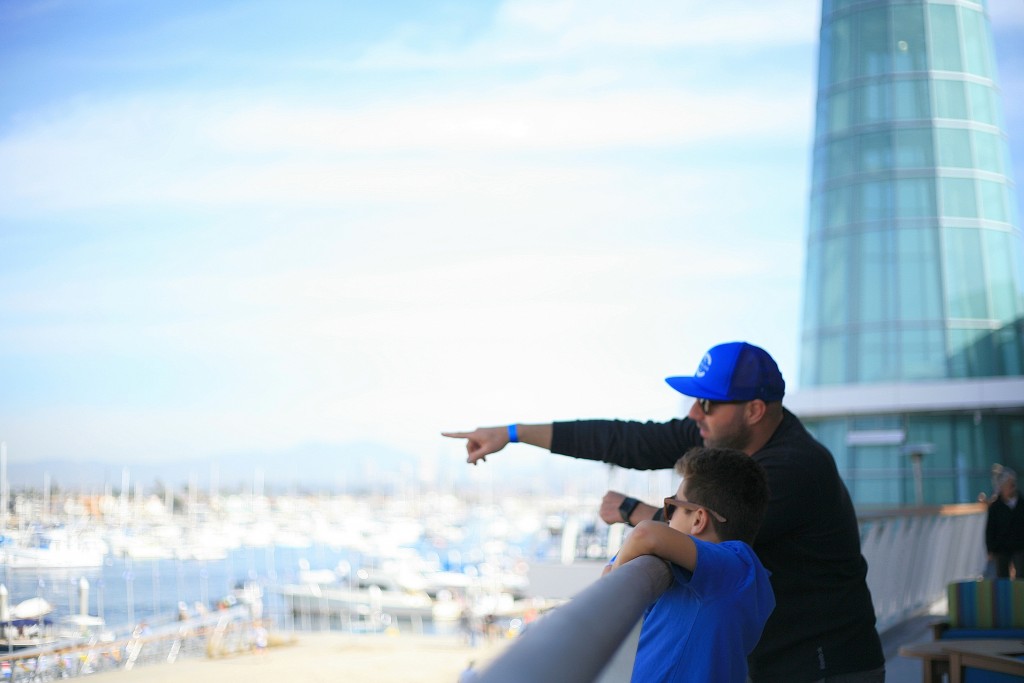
[476,555,672,683]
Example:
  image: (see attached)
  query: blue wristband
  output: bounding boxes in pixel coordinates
[508,424,519,443]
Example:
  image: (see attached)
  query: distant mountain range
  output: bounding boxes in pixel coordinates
[4,440,611,498]
[3,440,442,495]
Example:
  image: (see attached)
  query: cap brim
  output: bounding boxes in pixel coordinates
[665,376,735,401]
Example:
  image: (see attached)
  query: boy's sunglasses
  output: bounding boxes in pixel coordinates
[663,496,727,524]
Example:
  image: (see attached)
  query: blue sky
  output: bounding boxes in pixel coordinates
[1,1,1023,477]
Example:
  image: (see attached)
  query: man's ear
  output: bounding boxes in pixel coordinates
[745,399,768,425]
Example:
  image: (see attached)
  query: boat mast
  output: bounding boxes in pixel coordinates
[1,442,7,537]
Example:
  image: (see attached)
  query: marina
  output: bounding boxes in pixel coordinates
[0,443,628,679]
[0,482,611,652]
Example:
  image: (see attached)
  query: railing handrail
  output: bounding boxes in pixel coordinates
[477,555,671,683]
[857,502,987,521]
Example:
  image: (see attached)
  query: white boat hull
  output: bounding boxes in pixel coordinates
[275,584,460,622]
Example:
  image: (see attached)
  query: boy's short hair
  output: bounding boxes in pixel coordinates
[675,447,769,544]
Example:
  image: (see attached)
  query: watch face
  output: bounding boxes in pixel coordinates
[619,497,638,523]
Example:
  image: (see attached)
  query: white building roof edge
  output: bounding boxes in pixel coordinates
[784,376,1024,418]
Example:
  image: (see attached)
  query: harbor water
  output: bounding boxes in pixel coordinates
[1,544,356,633]
[0,517,607,637]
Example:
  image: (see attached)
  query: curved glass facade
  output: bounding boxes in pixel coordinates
[797,0,1024,507]
[802,0,1024,387]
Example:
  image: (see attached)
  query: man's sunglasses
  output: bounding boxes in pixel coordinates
[696,398,746,415]
[663,496,727,524]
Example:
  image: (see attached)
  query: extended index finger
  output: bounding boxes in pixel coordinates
[440,431,474,439]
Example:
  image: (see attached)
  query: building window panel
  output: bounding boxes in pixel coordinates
[893,78,931,120]
[800,335,820,387]
[978,179,1008,222]
[819,333,849,385]
[829,135,856,179]
[939,177,977,217]
[897,228,943,321]
[901,327,947,380]
[859,330,896,382]
[853,469,902,506]
[827,185,854,227]
[860,181,891,223]
[909,413,978,505]
[850,444,900,470]
[933,79,969,120]
[815,98,830,140]
[829,16,854,85]
[893,127,934,169]
[822,237,852,327]
[948,327,996,377]
[830,0,859,11]
[857,228,890,323]
[828,88,853,133]
[803,240,824,328]
[813,145,827,189]
[971,130,1004,175]
[856,81,891,125]
[966,81,999,126]
[854,5,891,78]
[983,230,1018,321]
[935,128,973,169]
[995,327,1023,376]
[860,130,893,172]
[894,177,936,218]
[892,4,928,72]
[928,4,963,72]
[960,6,993,79]
[942,227,987,318]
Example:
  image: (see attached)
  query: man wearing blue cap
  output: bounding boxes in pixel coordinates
[443,341,885,682]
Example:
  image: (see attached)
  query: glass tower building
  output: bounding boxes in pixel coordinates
[789,0,1024,507]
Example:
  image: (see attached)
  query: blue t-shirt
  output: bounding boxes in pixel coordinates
[630,538,775,683]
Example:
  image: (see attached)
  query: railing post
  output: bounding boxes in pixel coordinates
[477,555,671,683]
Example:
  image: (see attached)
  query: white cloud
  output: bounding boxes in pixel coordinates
[499,0,818,50]
[356,0,819,69]
[0,83,812,213]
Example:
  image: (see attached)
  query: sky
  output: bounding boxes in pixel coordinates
[1,1,1023,487]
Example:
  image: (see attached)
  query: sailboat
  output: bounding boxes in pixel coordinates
[0,586,58,650]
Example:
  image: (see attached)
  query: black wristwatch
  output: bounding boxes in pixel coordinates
[619,496,641,525]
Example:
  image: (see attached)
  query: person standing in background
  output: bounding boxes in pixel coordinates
[985,468,1024,579]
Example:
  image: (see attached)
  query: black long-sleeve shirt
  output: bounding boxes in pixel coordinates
[550,409,884,683]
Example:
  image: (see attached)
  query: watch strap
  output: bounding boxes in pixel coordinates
[619,496,641,525]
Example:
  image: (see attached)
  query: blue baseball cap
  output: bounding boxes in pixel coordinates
[665,342,785,402]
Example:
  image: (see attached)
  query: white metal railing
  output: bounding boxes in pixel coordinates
[477,504,989,682]
[860,502,987,632]
[0,604,260,682]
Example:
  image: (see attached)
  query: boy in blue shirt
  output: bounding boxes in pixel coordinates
[608,447,775,683]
